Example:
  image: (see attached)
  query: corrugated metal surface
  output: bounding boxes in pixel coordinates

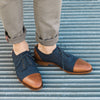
[0,0,100,99]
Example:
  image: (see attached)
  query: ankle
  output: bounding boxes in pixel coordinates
[37,43,56,54]
[13,40,29,55]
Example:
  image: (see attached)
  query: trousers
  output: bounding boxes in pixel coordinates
[0,0,62,46]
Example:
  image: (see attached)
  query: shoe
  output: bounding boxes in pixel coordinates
[34,44,92,74]
[12,49,43,90]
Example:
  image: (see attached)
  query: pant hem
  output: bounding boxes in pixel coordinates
[36,33,59,46]
[7,32,26,44]
[5,26,26,44]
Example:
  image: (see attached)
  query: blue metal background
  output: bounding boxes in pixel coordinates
[0,0,100,100]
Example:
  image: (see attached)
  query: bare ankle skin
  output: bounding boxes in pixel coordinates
[37,43,56,54]
[13,40,29,55]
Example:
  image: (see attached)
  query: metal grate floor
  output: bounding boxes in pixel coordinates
[0,0,100,100]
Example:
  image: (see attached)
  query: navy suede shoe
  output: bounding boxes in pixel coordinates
[34,44,92,74]
[12,49,43,90]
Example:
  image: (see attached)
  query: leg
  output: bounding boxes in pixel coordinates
[0,0,42,90]
[0,0,26,44]
[33,0,62,54]
[0,0,29,55]
[33,0,92,74]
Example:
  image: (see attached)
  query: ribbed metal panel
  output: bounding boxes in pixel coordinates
[0,0,100,99]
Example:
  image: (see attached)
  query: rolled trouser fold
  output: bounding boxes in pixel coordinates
[0,0,26,44]
[33,0,62,46]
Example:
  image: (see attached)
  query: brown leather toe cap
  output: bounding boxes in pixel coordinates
[73,58,92,73]
[22,73,42,89]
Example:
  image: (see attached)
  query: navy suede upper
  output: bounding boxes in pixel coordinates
[12,50,39,81]
[35,45,79,72]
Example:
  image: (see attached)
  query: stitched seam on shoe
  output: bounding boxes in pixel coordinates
[57,47,65,70]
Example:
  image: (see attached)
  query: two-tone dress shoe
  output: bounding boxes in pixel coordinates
[34,44,92,74]
[12,49,43,90]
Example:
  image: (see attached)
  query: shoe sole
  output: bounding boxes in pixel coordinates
[17,77,43,91]
[35,60,92,75]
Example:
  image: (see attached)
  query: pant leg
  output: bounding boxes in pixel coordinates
[0,0,26,44]
[33,0,62,46]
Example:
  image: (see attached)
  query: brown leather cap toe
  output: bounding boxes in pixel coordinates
[22,73,42,90]
[73,58,92,73]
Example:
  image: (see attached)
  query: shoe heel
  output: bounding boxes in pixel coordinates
[36,60,51,66]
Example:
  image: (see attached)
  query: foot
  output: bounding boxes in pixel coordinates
[34,44,92,74]
[12,42,43,90]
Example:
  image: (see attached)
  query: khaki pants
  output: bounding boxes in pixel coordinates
[0,0,62,46]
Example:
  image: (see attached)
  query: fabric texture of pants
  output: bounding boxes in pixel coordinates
[0,0,62,46]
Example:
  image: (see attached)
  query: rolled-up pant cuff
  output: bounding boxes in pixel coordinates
[5,26,26,44]
[36,32,59,46]
[6,32,26,44]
